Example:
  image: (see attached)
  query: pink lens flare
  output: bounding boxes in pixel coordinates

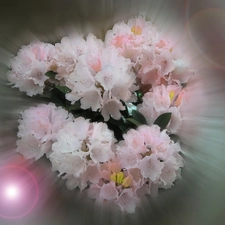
[0,165,39,219]
[4,185,20,200]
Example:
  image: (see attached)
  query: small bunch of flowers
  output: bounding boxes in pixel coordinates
[7,17,193,213]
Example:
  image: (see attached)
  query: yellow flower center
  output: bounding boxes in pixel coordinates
[169,91,175,102]
[131,25,142,35]
[110,172,132,188]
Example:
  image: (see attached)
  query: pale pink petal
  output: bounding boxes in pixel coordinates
[117,189,139,213]
[100,181,118,200]
[160,161,178,186]
[88,184,101,199]
[16,135,43,160]
[64,174,80,190]
[138,155,164,181]
[87,165,101,184]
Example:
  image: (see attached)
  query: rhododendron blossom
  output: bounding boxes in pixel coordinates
[17,103,73,160]
[7,41,56,96]
[8,16,193,213]
[65,47,136,121]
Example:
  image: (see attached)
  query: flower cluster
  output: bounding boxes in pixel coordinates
[8,17,193,213]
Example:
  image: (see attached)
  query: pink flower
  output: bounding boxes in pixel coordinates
[100,181,118,200]
[63,164,101,191]
[159,160,178,187]
[154,50,175,78]
[88,184,101,199]
[105,17,158,61]
[116,125,183,191]
[16,134,51,160]
[88,160,142,213]
[137,84,183,133]
[138,155,164,181]
[117,189,140,213]
[50,151,86,177]
[17,103,73,160]
[7,42,55,96]
[101,94,125,121]
[65,47,135,121]
[49,118,115,189]
[53,35,87,78]
[88,122,116,163]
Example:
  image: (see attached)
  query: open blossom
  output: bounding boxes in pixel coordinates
[105,17,177,88]
[16,103,73,160]
[105,17,159,60]
[138,84,184,133]
[116,125,183,193]
[66,47,136,121]
[7,41,55,96]
[53,33,104,84]
[142,84,182,112]
[88,160,142,213]
[63,163,101,191]
[49,118,116,189]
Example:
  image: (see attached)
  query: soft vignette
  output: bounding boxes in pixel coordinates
[0,0,225,224]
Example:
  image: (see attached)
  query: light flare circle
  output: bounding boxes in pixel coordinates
[0,165,39,219]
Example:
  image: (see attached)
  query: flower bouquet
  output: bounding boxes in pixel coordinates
[7,17,193,213]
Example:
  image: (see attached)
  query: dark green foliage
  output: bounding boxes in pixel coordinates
[45,71,57,79]
[154,113,172,131]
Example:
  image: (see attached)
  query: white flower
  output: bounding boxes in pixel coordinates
[50,151,86,177]
[66,47,135,121]
[17,103,73,160]
[49,118,115,189]
[100,181,118,200]
[116,125,183,187]
[159,160,178,187]
[16,134,51,160]
[89,122,115,163]
[53,35,87,79]
[88,184,101,199]
[7,42,55,96]
[63,163,101,191]
[105,17,159,61]
[117,189,140,213]
[167,107,183,134]
[138,154,164,181]
[171,59,194,84]
[154,50,175,77]
[101,94,125,121]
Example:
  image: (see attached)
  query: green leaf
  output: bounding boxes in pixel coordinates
[153,113,172,131]
[108,118,128,134]
[50,96,65,107]
[69,101,81,111]
[55,86,71,94]
[126,118,142,127]
[131,110,147,125]
[45,71,57,79]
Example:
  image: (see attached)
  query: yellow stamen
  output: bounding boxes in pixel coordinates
[110,171,132,188]
[131,25,142,35]
[169,91,175,102]
[122,175,132,188]
[110,173,117,183]
[116,172,124,185]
